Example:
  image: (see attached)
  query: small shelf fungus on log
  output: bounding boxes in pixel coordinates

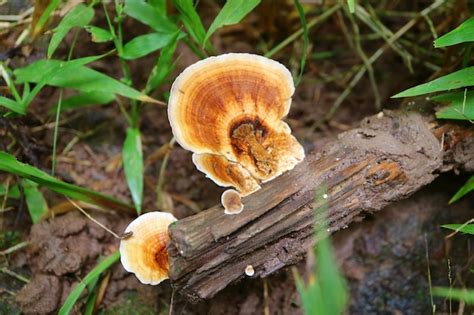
[168,53,305,197]
[119,212,177,285]
[221,189,244,215]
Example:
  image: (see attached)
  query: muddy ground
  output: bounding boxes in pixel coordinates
[1,1,473,314]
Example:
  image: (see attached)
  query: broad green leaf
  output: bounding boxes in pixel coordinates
[0,184,20,199]
[124,0,178,34]
[59,251,120,315]
[442,223,474,235]
[123,128,143,214]
[393,66,474,98]
[146,33,180,91]
[85,25,114,43]
[0,152,134,213]
[432,91,474,120]
[204,0,260,45]
[121,32,176,60]
[449,175,474,203]
[435,17,474,48]
[15,58,157,104]
[433,287,474,304]
[0,96,24,114]
[172,0,206,45]
[51,91,115,112]
[22,179,48,224]
[293,0,308,86]
[347,0,355,13]
[48,4,95,58]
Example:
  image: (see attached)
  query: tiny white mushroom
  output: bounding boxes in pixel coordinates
[222,189,244,215]
[245,264,255,276]
[322,193,328,199]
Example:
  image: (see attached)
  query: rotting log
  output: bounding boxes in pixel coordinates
[167,110,474,302]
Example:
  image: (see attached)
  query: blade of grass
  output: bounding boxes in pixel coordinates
[120,32,178,60]
[433,287,474,304]
[123,128,144,214]
[449,175,474,203]
[124,0,178,34]
[58,251,120,315]
[145,33,180,92]
[172,0,207,47]
[21,179,49,224]
[347,0,355,13]
[32,0,61,37]
[442,223,474,235]
[435,17,474,47]
[433,91,474,121]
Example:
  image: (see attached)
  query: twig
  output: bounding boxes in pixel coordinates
[0,241,29,256]
[0,267,29,283]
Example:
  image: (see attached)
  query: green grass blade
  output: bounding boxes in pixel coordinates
[124,0,178,34]
[0,184,20,199]
[0,152,135,213]
[149,0,167,13]
[449,175,474,204]
[33,0,61,36]
[433,91,474,120]
[50,91,115,112]
[58,251,120,315]
[0,96,25,114]
[122,128,144,214]
[435,17,474,48]
[293,0,308,86]
[347,0,355,13]
[392,66,474,98]
[433,287,474,304]
[21,179,49,224]
[172,0,206,45]
[121,32,177,60]
[442,224,474,235]
[85,25,114,43]
[145,33,180,92]
[204,0,260,45]
[48,4,95,58]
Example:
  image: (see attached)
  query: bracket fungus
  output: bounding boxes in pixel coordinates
[119,211,177,285]
[221,189,244,215]
[168,53,305,196]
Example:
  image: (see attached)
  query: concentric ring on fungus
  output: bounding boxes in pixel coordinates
[119,212,177,285]
[168,53,305,196]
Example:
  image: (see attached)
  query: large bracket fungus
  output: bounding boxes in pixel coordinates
[168,53,305,196]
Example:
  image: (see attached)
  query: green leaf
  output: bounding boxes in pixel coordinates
[22,179,48,224]
[121,32,177,60]
[433,287,474,304]
[123,128,143,214]
[59,251,120,315]
[0,151,134,214]
[293,0,308,86]
[442,223,474,235]
[435,17,474,48]
[52,91,115,111]
[145,33,180,91]
[204,0,260,45]
[433,91,474,120]
[0,96,24,114]
[85,25,114,43]
[449,175,474,203]
[48,4,95,58]
[392,66,474,98]
[124,0,178,34]
[34,0,61,36]
[172,0,206,45]
[149,0,167,13]
[15,58,158,104]
[347,0,355,13]
[0,184,20,199]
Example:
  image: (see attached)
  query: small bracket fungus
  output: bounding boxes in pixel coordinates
[221,189,244,215]
[245,264,255,277]
[168,53,305,196]
[119,211,177,285]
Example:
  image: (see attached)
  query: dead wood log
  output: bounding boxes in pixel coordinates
[167,110,474,302]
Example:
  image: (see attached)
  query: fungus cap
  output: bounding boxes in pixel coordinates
[221,189,244,215]
[168,53,305,196]
[119,211,177,285]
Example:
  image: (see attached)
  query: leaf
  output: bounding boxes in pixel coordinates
[48,4,94,58]
[52,91,115,111]
[0,151,134,214]
[449,175,474,203]
[123,128,144,214]
[124,0,178,34]
[145,33,180,91]
[59,251,120,315]
[149,0,167,13]
[433,287,474,304]
[392,66,474,98]
[121,32,177,60]
[432,91,474,120]
[172,0,206,45]
[22,179,49,224]
[204,0,260,45]
[15,57,158,104]
[0,184,20,199]
[85,25,114,43]
[442,223,474,235]
[293,0,308,86]
[347,0,355,13]
[32,0,61,37]
[435,17,474,48]
[0,96,24,114]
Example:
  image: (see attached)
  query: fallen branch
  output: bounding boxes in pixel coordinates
[167,110,474,302]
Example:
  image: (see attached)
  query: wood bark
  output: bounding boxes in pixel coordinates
[167,110,474,302]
